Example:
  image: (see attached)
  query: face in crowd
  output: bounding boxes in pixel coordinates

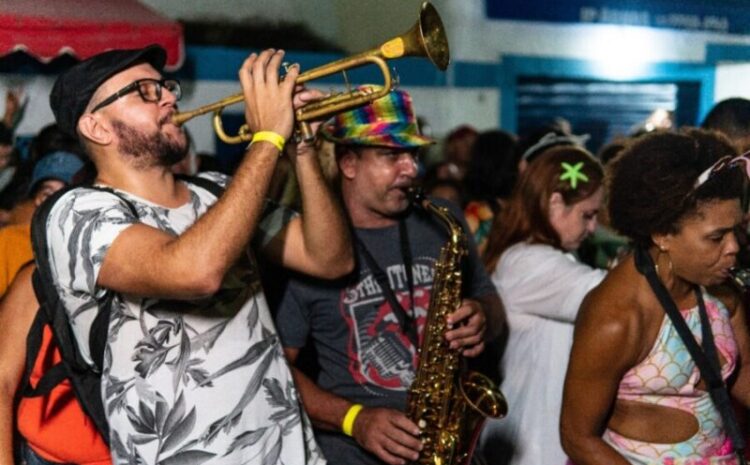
[607,129,746,288]
[340,146,420,220]
[82,62,188,167]
[656,198,742,287]
[549,186,604,251]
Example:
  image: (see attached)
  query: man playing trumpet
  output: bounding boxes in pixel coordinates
[42,44,352,464]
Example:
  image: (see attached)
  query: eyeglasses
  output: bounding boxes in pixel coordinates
[693,152,750,189]
[90,78,181,113]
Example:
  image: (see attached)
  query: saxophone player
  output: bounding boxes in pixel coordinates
[274,85,504,465]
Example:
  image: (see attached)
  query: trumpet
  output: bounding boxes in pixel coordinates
[172,1,450,144]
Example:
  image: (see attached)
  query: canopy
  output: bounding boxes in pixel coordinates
[0,0,184,70]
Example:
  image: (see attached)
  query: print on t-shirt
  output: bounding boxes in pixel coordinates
[341,257,435,391]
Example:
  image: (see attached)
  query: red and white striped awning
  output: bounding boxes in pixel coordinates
[0,0,184,70]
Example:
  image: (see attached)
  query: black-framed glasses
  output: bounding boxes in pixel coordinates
[90,78,181,113]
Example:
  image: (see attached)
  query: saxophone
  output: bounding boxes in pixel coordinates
[406,194,507,465]
[730,267,750,291]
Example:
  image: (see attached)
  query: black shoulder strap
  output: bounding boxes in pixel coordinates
[355,230,419,347]
[23,269,69,397]
[30,185,137,371]
[176,174,226,198]
[634,245,747,463]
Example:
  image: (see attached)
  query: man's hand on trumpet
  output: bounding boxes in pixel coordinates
[239,48,299,143]
[239,48,326,157]
[290,84,326,158]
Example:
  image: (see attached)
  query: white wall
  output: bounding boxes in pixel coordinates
[715,63,750,102]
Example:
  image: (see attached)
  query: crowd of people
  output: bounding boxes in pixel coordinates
[0,43,750,465]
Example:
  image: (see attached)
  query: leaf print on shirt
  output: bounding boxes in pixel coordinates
[67,207,112,291]
[263,378,301,425]
[168,327,192,392]
[109,298,138,342]
[116,392,217,465]
[133,318,178,379]
[197,333,277,387]
[200,346,276,445]
[105,374,136,416]
[190,319,230,352]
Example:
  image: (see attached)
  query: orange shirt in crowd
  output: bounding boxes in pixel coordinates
[0,223,32,296]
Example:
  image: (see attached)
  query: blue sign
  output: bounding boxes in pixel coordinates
[486,0,750,35]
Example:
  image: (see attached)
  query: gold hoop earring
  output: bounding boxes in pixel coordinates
[655,249,674,279]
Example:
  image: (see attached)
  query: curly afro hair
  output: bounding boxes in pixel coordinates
[608,128,744,246]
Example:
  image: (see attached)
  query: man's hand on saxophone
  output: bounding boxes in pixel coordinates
[445,298,487,357]
[351,407,422,465]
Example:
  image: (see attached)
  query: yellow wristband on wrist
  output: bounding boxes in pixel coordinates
[342,404,363,437]
[251,131,286,152]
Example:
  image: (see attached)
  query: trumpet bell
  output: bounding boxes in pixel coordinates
[418,2,450,71]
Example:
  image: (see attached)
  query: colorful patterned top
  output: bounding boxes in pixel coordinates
[605,291,739,464]
[464,200,495,255]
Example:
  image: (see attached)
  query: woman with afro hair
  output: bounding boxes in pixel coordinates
[561,128,750,465]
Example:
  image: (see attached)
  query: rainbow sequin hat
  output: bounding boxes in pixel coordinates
[319,85,433,148]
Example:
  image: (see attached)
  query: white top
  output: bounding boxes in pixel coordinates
[478,242,606,465]
[45,173,324,465]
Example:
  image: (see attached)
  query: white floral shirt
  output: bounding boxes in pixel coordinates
[44,172,325,465]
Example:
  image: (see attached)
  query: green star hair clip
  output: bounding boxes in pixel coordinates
[559,161,589,189]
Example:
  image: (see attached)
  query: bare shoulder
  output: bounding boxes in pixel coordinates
[574,255,651,365]
[3,262,35,305]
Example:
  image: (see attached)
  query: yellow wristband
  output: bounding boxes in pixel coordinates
[251,131,286,152]
[342,403,363,437]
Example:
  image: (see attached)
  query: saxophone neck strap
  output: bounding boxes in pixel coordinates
[354,218,418,347]
[633,245,747,461]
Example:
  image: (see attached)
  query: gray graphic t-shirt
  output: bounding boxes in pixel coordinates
[45,172,325,465]
[275,199,495,465]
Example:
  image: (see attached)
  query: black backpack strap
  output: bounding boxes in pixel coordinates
[30,187,93,371]
[21,272,67,397]
[26,185,141,444]
[634,245,747,463]
[176,174,226,199]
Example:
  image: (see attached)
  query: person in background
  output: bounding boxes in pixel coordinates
[275,85,503,465]
[441,124,478,181]
[0,89,25,222]
[478,146,606,465]
[0,123,83,228]
[576,137,630,270]
[0,150,84,297]
[423,177,464,206]
[462,129,519,255]
[516,118,587,173]
[0,124,16,194]
[561,129,750,465]
[701,98,750,153]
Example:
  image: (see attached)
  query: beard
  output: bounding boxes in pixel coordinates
[112,119,188,169]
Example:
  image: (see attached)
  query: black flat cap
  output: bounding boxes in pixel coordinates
[50,44,167,138]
